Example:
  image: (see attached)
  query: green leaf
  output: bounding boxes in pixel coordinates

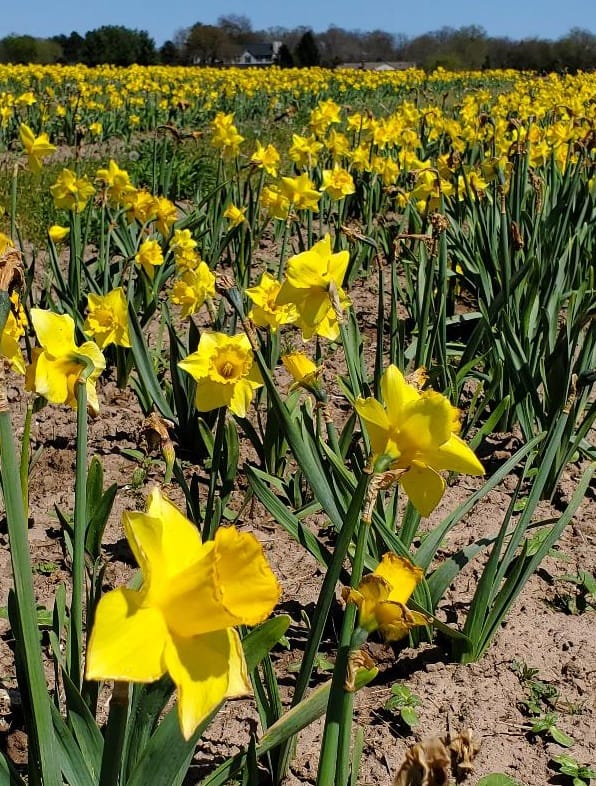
[550,726,575,748]
[476,775,523,786]
[128,304,175,421]
[61,667,103,779]
[400,707,419,728]
[50,704,95,786]
[242,616,291,672]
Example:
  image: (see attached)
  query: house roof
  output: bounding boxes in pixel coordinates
[338,61,416,71]
[243,43,275,58]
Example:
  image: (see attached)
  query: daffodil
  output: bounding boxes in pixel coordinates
[171,264,216,319]
[48,225,70,243]
[321,166,356,200]
[169,228,199,271]
[178,332,263,418]
[281,352,323,393]
[211,112,244,159]
[50,169,96,212]
[260,186,290,221]
[19,123,56,174]
[354,365,484,516]
[1,293,27,374]
[27,309,105,415]
[246,272,297,332]
[86,488,280,740]
[135,239,164,280]
[154,196,177,237]
[250,141,280,177]
[223,204,247,228]
[279,173,321,212]
[95,159,136,206]
[84,288,131,350]
[276,235,351,341]
[288,134,323,168]
[344,553,429,642]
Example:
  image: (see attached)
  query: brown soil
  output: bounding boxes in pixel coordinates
[0,273,594,786]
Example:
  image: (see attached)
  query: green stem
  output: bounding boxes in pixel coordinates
[70,380,87,689]
[10,163,18,240]
[204,406,227,541]
[317,519,370,786]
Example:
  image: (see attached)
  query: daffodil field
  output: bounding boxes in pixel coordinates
[0,64,594,785]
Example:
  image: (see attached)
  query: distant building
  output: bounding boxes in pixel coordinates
[337,61,416,71]
[233,42,282,67]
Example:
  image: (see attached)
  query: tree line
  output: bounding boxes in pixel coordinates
[0,16,594,72]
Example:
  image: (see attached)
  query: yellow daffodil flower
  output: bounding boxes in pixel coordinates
[135,239,164,280]
[344,553,429,642]
[211,112,244,159]
[178,332,263,418]
[355,365,484,516]
[49,224,70,243]
[246,272,297,332]
[95,160,136,206]
[86,487,280,740]
[279,173,321,212]
[169,228,198,271]
[260,186,290,221]
[1,293,27,375]
[154,196,177,237]
[250,141,280,177]
[84,288,131,350]
[276,235,351,341]
[19,123,56,174]
[223,204,247,228]
[288,134,323,168]
[50,169,96,212]
[27,309,105,415]
[281,352,323,393]
[170,263,216,319]
[321,166,356,200]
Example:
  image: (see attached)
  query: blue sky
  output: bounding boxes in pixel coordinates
[2,0,594,46]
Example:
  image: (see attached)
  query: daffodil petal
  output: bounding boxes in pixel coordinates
[194,378,233,412]
[326,248,350,285]
[165,628,250,741]
[229,378,254,418]
[373,553,424,606]
[354,397,394,457]
[399,392,455,452]
[225,628,251,697]
[31,309,76,358]
[142,487,205,572]
[34,353,72,404]
[214,527,281,625]
[381,365,419,422]
[348,574,391,632]
[424,434,485,476]
[85,588,168,682]
[400,462,446,517]
[375,601,430,642]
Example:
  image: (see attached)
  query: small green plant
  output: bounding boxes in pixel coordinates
[383,684,421,729]
[551,753,596,786]
[512,660,559,715]
[529,711,574,747]
[554,570,596,614]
